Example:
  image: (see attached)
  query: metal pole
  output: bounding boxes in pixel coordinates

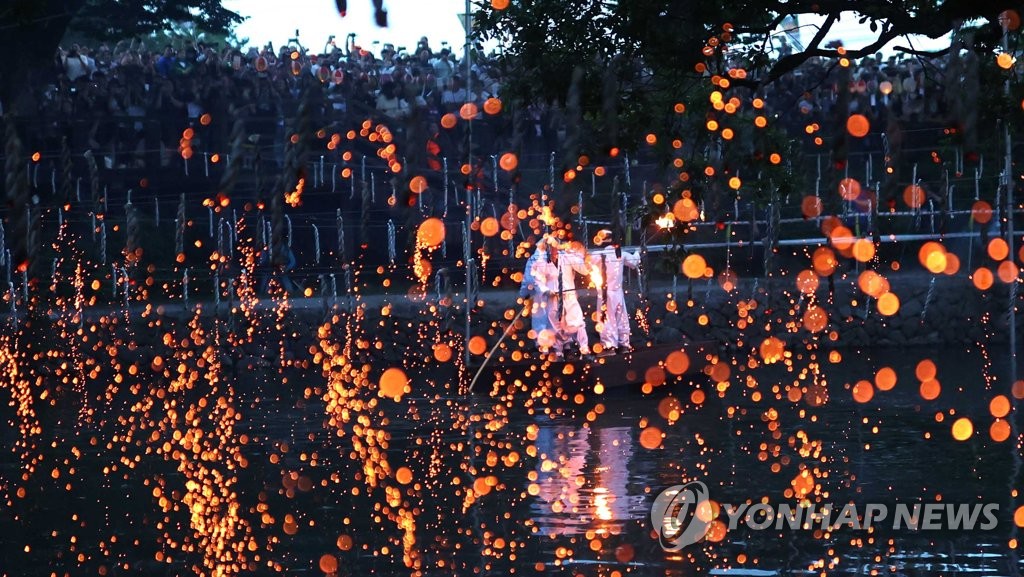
[1004,20,1018,385]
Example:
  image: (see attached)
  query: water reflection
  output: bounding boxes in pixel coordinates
[1,339,1020,576]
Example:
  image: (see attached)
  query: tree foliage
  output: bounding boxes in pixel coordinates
[475,0,1024,223]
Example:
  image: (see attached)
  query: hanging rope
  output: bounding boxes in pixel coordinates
[313,223,321,265]
[60,136,73,204]
[336,209,346,264]
[387,219,396,265]
[175,193,186,257]
[99,220,107,266]
[442,157,449,218]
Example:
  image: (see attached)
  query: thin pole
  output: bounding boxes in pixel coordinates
[1003,20,1018,385]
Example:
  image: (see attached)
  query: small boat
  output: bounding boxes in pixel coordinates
[469,339,719,396]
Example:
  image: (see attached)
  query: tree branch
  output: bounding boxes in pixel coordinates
[757,24,901,87]
[893,45,951,58]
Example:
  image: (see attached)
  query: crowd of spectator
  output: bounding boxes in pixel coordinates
[18,34,515,173]
[6,29,979,190]
[760,40,956,141]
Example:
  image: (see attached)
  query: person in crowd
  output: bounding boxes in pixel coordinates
[532,236,590,359]
[376,80,409,119]
[432,48,455,89]
[588,228,640,354]
[520,237,554,352]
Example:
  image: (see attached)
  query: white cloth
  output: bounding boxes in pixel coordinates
[375,94,409,119]
[590,246,639,349]
[522,246,553,347]
[63,54,91,82]
[529,255,558,352]
[533,249,589,355]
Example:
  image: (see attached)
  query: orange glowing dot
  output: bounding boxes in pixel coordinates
[988,237,1009,261]
[459,102,479,120]
[754,115,767,128]
[379,367,408,400]
[877,291,900,316]
[991,419,1011,442]
[846,114,870,137]
[337,535,353,551]
[441,113,457,129]
[998,52,1015,69]
[792,470,815,498]
[31,151,41,162]
[319,554,338,573]
[199,113,212,126]
[801,195,823,218]
[480,217,500,237]
[852,380,875,403]
[990,395,1012,418]
[856,270,887,296]
[672,198,699,222]
[943,252,961,275]
[796,269,819,294]
[498,152,519,172]
[803,305,828,333]
[812,246,837,276]
[673,102,686,113]
[706,120,719,132]
[920,378,941,400]
[852,238,875,262]
[875,367,897,391]
[829,225,855,251]
[691,389,706,405]
[728,176,741,190]
[433,343,452,362]
[417,217,446,248]
[924,249,948,274]
[706,519,727,542]
[973,267,994,290]
[951,417,974,441]
[997,260,1019,283]
[838,178,862,201]
[639,427,663,449]
[665,350,690,375]
[409,175,428,194]
[682,254,707,279]
[395,466,413,485]
[1002,9,1022,30]
[483,97,503,114]
[645,133,657,145]
[917,360,938,382]
[902,184,925,208]
[468,335,487,356]
[759,336,785,363]
[972,200,993,224]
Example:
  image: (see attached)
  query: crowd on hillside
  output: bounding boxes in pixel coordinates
[14,34,521,171]
[761,40,955,139]
[7,30,968,177]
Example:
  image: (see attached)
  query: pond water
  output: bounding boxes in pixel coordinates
[0,340,1019,576]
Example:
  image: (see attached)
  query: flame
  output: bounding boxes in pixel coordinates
[539,206,557,227]
[284,178,305,207]
[589,263,603,290]
[655,212,676,230]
